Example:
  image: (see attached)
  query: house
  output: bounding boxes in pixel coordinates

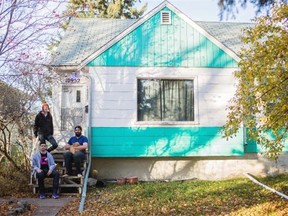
[51,1,288,180]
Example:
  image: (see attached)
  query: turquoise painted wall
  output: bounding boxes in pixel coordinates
[245,143,288,152]
[91,127,244,157]
[245,131,288,153]
[87,7,238,68]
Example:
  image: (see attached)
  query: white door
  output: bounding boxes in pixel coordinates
[61,85,87,131]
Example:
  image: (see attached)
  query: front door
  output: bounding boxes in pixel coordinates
[61,84,87,131]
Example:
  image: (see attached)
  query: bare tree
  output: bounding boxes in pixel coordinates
[0,0,68,172]
[0,0,67,79]
[0,80,32,171]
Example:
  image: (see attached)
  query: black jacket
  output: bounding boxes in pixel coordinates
[34,111,54,137]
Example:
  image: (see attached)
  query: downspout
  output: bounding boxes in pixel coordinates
[78,71,93,213]
[243,121,247,149]
[244,173,288,200]
[243,124,248,146]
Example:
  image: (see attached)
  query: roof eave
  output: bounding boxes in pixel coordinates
[51,65,80,73]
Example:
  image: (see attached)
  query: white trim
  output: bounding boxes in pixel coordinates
[135,75,199,125]
[53,66,78,72]
[135,121,200,126]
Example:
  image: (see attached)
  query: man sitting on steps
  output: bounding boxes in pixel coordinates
[32,142,60,199]
[63,125,88,177]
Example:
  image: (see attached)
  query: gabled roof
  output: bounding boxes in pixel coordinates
[52,18,137,69]
[51,1,255,71]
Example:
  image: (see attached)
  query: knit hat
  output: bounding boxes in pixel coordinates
[42,101,49,111]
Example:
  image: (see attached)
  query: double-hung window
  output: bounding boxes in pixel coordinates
[137,79,194,122]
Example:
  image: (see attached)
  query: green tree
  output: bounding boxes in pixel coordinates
[223,3,288,159]
[65,0,147,18]
[218,0,287,20]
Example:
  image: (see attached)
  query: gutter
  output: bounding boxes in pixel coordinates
[78,71,93,213]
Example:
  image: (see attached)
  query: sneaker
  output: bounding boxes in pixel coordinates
[39,194,45,199]
[77,174,82,177]
[52,193,59,199]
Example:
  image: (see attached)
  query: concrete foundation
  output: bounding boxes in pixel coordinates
[91,153,288,181]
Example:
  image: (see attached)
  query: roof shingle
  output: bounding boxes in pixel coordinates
[52,18,137,66]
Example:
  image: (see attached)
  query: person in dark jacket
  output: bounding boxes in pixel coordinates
[34,101,58,152]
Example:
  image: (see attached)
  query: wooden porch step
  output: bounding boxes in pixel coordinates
[30,184,83,188]
[30,175,84,194]
[30,150,88,195]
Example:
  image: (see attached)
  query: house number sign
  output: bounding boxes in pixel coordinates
[65,72,81,83]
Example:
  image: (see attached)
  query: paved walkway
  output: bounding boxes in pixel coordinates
[0,196,76,216]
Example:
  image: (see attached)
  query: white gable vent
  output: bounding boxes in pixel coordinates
[161,11,171,25]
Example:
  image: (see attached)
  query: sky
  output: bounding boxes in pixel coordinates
[138,0,265,22]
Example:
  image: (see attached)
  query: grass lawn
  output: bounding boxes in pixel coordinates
[59,174,288,216]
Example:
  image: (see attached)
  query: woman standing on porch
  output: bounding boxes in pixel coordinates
[34,101,58,152]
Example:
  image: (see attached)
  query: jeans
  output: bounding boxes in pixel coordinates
[36,169,59,194]
[64,151,86,175]
[38,134,58,152]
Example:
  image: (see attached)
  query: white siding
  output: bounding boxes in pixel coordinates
[89,67,237,127]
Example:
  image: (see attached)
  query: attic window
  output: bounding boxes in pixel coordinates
[161,11,171,25]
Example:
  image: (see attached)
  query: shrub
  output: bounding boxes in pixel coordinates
[0,161,30,197]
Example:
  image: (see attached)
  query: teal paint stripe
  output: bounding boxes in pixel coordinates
[87,8,238,68]
[245,129,288,152]
[245,141,288,152]
[90,127,244,157]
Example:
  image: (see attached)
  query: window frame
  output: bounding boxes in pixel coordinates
[136,76,199,126]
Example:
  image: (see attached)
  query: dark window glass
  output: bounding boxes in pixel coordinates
[137,79,194,121]
[76,90,81,103]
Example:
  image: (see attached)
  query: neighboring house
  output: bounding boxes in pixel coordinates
[51,1,288,180]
